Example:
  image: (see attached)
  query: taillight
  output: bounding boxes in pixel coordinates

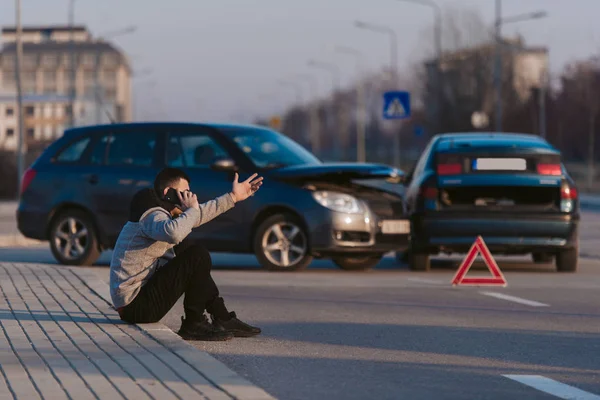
[560,183,577,212]
[561,185,577,200]
[21,168,36,195]
[421,187,439,199]
[437,163,462,175]
[537,163,562,175]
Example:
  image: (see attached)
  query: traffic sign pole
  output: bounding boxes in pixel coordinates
[383,91,411,167]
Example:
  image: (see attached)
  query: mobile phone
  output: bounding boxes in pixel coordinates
[164,187,182,206]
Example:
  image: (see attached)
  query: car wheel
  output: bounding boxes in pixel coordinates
[254,213,313,272]
[532,252,553,264]
[49,209,101,266]
[333,255,383,271]
[409,252,430,271]
[555,248,578,272]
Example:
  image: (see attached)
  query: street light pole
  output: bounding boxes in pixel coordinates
[14,0,25,198]
[94,26,137,124]
[354,20,401,166]
[308,59,343,160]
[68,0,76,127]
[335,45,367,162]
[494,0,502,132]
[296,74,320,154]
[494,0,547,132]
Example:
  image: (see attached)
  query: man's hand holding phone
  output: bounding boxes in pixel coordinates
[176,190,199,211]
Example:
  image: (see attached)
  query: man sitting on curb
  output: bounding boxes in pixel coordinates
[109,167,263,341]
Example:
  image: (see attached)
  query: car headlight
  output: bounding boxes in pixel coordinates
[312,191,363,214]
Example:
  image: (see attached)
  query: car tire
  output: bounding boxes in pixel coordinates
[532,252,553,264]
[395,250,409,264]
[555,248,578,272]
[254,213,313,272]
[332,255,383,271]
[409,252,430,271]
[49,209,101,266]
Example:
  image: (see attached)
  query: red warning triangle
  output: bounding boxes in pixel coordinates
[451,236,506,286]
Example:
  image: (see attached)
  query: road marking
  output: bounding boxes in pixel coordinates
[503,375,600,399]
[407,277,443,285]
[480,291,549,307]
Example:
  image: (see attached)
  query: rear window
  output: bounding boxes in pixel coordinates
[54,137,91,163]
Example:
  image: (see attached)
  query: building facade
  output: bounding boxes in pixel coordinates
[424,36,549,131]
[0,25,132,132]
[0,92,116,151]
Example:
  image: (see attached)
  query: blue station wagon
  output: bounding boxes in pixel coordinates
[402,132,580,272]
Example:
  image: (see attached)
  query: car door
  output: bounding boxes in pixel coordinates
[165,127,245,251]
[86,126,162,243]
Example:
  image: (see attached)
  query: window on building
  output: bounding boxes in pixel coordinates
[83,69,94,82]
[23,54,37,67]
[103,53,119,66]
[5,107,14,117]
[92,132,158,167]
[2,55,15,68]
[6,128,14,137]
[55,137,91,163]
[27,128,35,138]
[42,53,58,66]
[105,88,117,101]
[3,69,16,86]
[167,132,229,168]
[82,53,95,66]
[25,106,35,117]
[43,70,56,83]
[103,69,117,87]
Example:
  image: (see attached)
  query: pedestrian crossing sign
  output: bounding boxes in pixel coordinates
[383,91,411,120]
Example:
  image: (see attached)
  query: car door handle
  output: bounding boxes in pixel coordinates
[87,174,99,185]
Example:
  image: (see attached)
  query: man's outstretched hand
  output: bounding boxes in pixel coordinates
[231,173,263,203]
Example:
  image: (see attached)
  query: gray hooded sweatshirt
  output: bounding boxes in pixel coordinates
[109,189,235,309]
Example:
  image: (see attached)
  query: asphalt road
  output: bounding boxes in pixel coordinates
[0,246,599,400]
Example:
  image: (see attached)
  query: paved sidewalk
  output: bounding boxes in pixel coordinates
[0,262,275,400]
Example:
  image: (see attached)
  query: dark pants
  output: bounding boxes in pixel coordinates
[119,239,229,324]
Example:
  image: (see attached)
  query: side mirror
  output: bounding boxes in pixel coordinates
[211,158,238,171]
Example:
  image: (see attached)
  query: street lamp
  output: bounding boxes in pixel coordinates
[335,45,367,163]
[296,74,321,154]
[94,25,137,124]
[494,0,547,132]
[14,0,25,197]
[308,59,343,160]
[354,20,402,166]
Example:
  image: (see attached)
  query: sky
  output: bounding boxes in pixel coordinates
[0,0,598,123]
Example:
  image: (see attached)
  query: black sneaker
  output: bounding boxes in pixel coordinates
[177,315,234,341]
[212,312,261,338]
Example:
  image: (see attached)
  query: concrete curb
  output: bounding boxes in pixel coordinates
[0,233,44,248]
[74,268,277,400]
[0,201,17,216]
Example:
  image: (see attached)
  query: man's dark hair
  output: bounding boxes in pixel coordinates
[154,168,190,197]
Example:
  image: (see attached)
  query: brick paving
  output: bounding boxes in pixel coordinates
[0,262,274,400]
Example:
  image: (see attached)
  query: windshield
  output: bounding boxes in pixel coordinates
[224,127,321,169]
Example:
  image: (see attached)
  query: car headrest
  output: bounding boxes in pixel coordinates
[194,144,215,165]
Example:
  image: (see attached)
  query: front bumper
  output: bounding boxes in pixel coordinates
[412,211,579,255]
[307,206,410,256]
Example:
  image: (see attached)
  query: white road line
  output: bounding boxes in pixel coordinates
[503,375,600,399]
[407,277,443,285]
[480,291,549,307]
